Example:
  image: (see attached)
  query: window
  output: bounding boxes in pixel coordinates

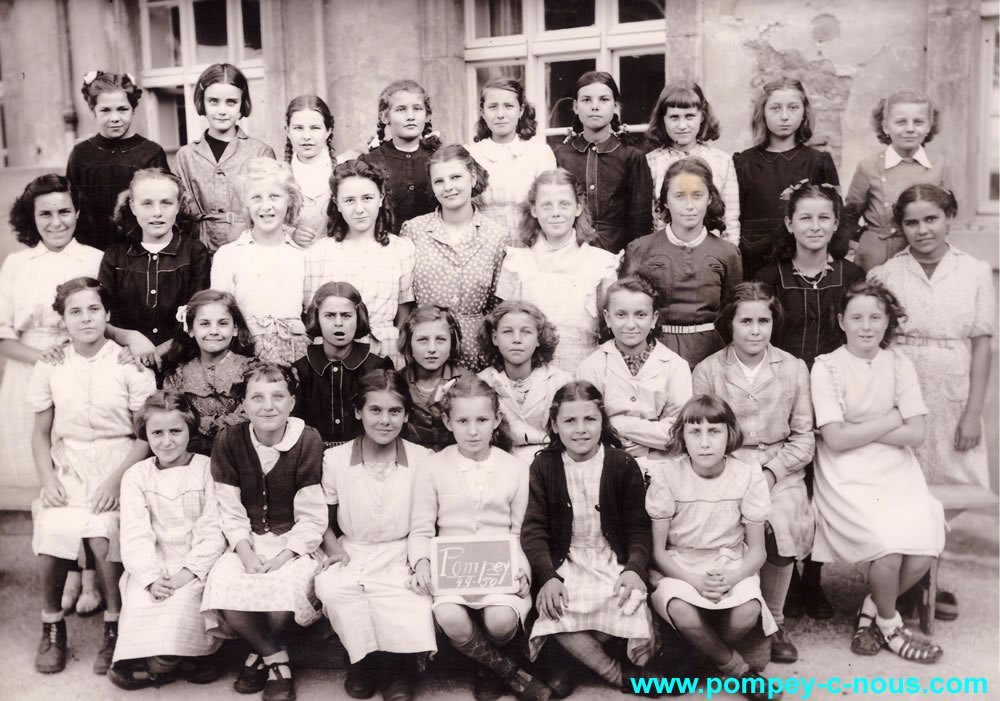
[0,54,7,168]
[977,7,998,213]
[139,0,264,156]
[464,0,666,145]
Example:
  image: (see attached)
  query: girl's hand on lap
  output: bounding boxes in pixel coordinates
[38,339,70,365]
[260,549,295,573]
[955,411,982,451]
[538,578,569,621]
[614,570,646,608]
[90,475,121,513]
[321,549,350,571]
[410,559,432,596]
[694,570,727,602]
[168,568,197,589]
[148,576,174,601]
[516,569,531,598]
[237,545,264,574]
[40,474,68,507]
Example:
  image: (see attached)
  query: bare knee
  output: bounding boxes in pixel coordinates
[482,607,518,643]
[666,599,702,631]
[433,604,474,641]
[728,600,761,630]
[87,537,109,560]
[267,611,295,635]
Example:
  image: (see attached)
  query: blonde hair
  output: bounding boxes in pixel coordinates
[239,157,303,227]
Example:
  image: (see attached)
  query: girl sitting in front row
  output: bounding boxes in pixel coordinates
[576,276,692,461]
[399,305,472,450]
[646,395,779,700]
[293,282,393,447]
[478,300,572,462]
[692,283,815,665]
[30,277,156,676]
[211,158,308,366]
[522,381,657,697]
[314,370,436,701]
[109,391,227,691]
[811,281,945,663]
[409,376,550,701]
[202,363,327,701]
[162,290,255,456]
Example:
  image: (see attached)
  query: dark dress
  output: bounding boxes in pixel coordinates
[66,134,170,251]
[98,232,211,347]
[553,134,653,254]
[756,258,865,369]
[732,145,840,278]
[360,141,437,234]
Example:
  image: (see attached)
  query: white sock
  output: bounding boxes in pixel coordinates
[861,594,877,619]
[263,650,291,680]
[41,610,64,623]
[103,611,119,623]
[875,612,902,638]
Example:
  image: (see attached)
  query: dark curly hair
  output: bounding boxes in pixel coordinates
[81,71,142,109]
[541,380,624,454]
[134,390,200,442]
[427,144,490,200]
[566,71,630,146]
[372,80,442,152]
[325,159,394,244]
[518,168,593,247]
[8,174,79,247]
[645,81,721,150]
[111,168,198,242]
[473,77,538,142]
[656,157,726,235]
[160,289,255,375]
[479,300,560,371]
[892,184,957,230]
[870,90,940,146]
[751,77,813,147]
[715,282,784,345]
[666,395,744,457]
[193,63,252,117]
[772,181,844,262]
[283,94,336,164]
[840,279,907,349]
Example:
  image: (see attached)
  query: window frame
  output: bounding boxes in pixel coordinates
[463,0,665,143]
[976,2,998,214]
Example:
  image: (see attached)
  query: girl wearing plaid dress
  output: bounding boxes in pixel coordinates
[409,376,550,701]
[522,381,656,697]
[692,282,815,665]
[303,159,416,368]
[109,391,226,690]
[202,363,328,701]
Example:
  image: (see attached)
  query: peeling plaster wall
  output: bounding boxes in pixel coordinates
[702,0,929,182]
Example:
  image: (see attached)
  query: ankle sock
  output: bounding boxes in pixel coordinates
[263,650,291,680]
[717,650,749,678]
[875,612,902,638]
[861,594,877,620]
[555,631,621,686]
[41,610,65,624]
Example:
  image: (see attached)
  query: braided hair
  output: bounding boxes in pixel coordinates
[283,95,336,164]
[372,80,441,153]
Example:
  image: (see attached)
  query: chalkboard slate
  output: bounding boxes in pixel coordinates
[429,535,520,595]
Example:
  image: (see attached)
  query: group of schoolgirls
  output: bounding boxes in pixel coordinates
[1,55,992,701]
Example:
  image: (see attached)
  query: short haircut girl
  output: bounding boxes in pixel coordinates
[715,282,784,344]
[426,144,490,198]
[655,157,727,235]
[193,63,252,117]
[473,77,538,142]
[238,361,299,401]
[478,299,559,370]
[645,81,721,149]
[666,394,744,456]
[81,71,142,109]
[892,184,958,228]
[326,158,395,244]
[601,274,661,318]
[304,280,372,340]
[750,78,814,147]
[240,157,304,227]
[871,89,940,145]
[52,276,111,315]
[517,167,594,247]
[398,304,462,369]
[840,279,906,350]
[133,389,200,441]
[110,168,198,240]
[542,380,623,454]
[283,94,336,163]
[9,175,79,247]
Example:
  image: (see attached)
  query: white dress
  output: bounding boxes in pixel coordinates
[313,438,437,663]
[496,240,619,373]
[302,234,416,368]
[467,137,557,241]
[0,240,102,488]
[810,346,946,563]
[529,448,656,664]
[645,456,776,635]
[115,454,226,661]
[27,340,156,561]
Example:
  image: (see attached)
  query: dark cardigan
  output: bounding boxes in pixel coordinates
[521,446,652,587]
[211,421,324,536]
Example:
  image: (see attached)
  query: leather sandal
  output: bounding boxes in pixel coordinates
[850,607,881,656]
[880,624,943,664]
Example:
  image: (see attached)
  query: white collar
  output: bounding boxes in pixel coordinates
[250,417,305,453]
[536,233,578,253]
[23,238,95,261]
[664,224,708,249]
[885,145,932,170]
[232,227,301,249]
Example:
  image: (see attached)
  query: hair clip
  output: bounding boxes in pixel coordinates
[422,130,441,141]
[778,179,810,201]
[82,71,99,86]
[175,305,189,333]
[125,72,136,84]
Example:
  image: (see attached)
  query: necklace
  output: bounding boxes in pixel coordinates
[507,372,534,405]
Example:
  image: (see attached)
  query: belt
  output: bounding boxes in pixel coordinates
[896,335,959,349]
[661,323,715,335]
[200,211,246,225]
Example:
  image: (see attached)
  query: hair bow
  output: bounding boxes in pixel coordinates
[83,71,99,85]
[175,305,189,333]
